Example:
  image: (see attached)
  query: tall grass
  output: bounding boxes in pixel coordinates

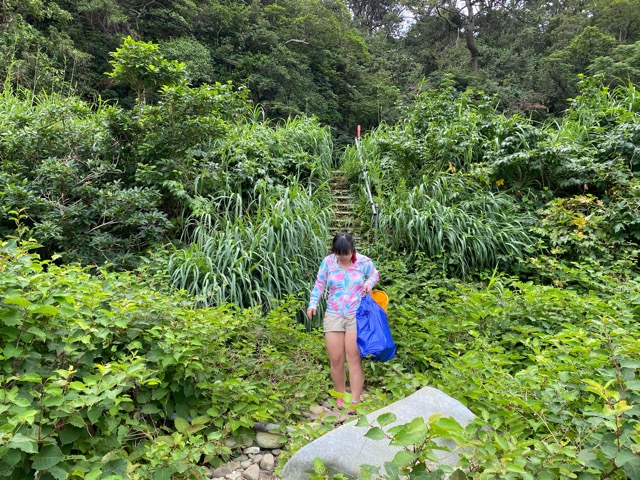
[379,175,535,274]
[168,183,331,309]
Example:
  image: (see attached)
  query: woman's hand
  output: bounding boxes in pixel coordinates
[362,284,372,296]
[307,307,316,319]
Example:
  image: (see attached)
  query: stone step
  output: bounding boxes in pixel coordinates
[328,170,368,247]
[329,224,361,230]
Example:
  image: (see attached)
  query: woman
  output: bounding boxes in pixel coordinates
[307,232,379,413]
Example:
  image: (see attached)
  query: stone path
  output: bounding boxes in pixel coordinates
[328,170,361,243]
[205,395,367,480]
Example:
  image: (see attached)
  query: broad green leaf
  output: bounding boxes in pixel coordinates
[43,396,64,408]
[355,416,371,428]
[67,415,85,428]
[18,373,42,383]
[3,345,22,359]
[313,458,327,475]
[506,461,526,473]
[12,397,31,407]
[364,427,387,441]
[7,434,37,453]
[155,436,176,446]
[432,416,463,432]
[619,359,640,369]
[577,449,604,470]
[449,469,468,480]
[376,412,396,427]
[174,417,190,433]
[59,426,84,446]
[32,445,64,470]
[26,326,47,340]
[3,296,30,308]
[103,459,127,476]
[151,388,169,400]
[615,448,639,467]
[153,468,172,480]
[85,469,103,480]
[599,433,619,459]
[191,415,210,425]
[30,305,59,316]
[384,461,400,480]
[141,404,160,414]
[16,409,38,424]
[47,465,68,480]
[1,448,21,467]
[87,407,101,424]
[392,449,417,467]
[389,418,428,446]
[0,309,22,326]
[622,459,640,480]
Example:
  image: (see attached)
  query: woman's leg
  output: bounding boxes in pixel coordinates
[344,330,363,402]
[325,332,346,393]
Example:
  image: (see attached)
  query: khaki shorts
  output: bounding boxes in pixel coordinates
[323,313,357,332]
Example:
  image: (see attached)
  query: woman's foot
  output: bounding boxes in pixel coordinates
[347,400,358,415]
[336,398,344,411]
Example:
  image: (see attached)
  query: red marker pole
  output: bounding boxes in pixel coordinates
[357,124,361,139]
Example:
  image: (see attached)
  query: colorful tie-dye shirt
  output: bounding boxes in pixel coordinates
[308,253,379,317]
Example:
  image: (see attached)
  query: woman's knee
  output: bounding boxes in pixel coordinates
[345,351,362,367]
[329,354,346,368]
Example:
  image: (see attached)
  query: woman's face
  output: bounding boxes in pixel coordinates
[335,251,353,260]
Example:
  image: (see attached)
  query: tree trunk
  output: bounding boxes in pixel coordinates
[464,0,479,71]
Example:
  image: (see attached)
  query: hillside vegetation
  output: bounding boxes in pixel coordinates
[0,4,639,479]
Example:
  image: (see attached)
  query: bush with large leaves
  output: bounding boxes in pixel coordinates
[0,239,327,478]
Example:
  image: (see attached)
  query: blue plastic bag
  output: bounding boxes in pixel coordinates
[356,294,396,362]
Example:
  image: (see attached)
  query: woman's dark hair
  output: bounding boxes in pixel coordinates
[331,232,356,257]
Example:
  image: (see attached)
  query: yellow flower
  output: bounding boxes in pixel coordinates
[495,178,505,186]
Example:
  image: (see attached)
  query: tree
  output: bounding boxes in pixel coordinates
[106,36,187,104]
[589,40,640,86]
[347,0,408,36]
[542,26,617,109]
[410,0,499,72]
[591,0,640,43]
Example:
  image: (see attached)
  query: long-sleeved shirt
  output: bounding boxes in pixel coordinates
[308,253,379,317]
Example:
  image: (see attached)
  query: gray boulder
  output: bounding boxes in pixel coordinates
[280,387,475,480]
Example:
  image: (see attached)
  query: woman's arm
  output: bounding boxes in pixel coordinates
[308,257,328,310]
[363,258,380,292]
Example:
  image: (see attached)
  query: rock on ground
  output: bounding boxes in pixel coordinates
[280,387,476,480]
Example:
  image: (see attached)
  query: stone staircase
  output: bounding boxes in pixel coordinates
[328,170,362,246]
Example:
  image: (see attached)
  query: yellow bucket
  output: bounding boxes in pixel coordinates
[371,289,389,312]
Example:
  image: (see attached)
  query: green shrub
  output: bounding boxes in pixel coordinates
[0,239,327,478]
[368,266,640,480]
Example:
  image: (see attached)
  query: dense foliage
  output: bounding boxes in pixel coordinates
[0,238,329,478]
[169,183,331,309]
[0,39,333,309]
[2,3,640,478]
[343,77,640,276]
[358,256,640,479]
[2,237,638,479]
[2,0,640,134]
